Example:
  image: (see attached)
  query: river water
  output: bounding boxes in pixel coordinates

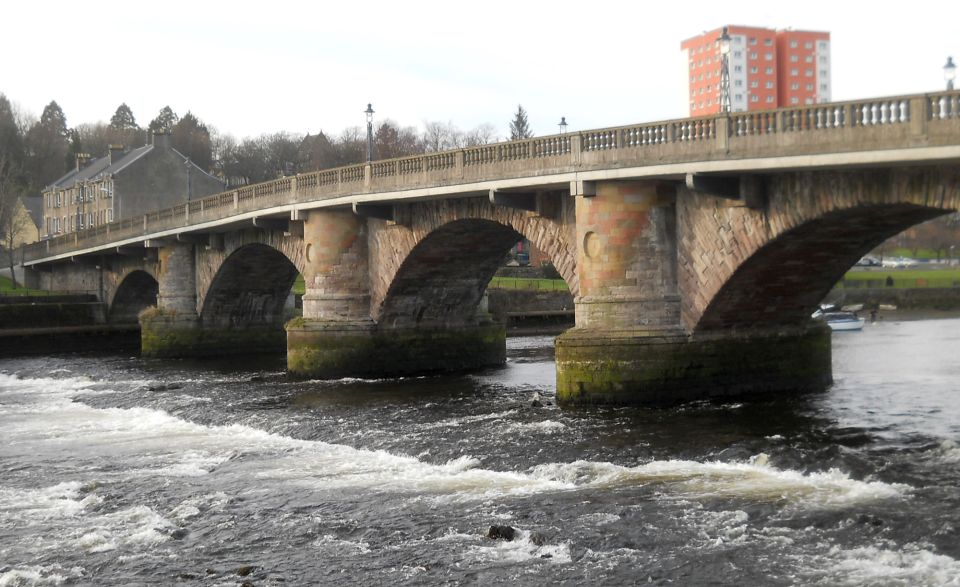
[1,319,959,586]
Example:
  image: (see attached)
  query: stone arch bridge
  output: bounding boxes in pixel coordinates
[23,91,960,404]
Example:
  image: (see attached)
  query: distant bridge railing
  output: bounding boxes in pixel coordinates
[23,90,960,263]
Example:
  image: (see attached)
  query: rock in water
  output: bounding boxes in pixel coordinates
[530,392,543,408]
[487,525,516,541]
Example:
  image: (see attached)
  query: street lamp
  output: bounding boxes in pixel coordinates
[365,103,375,162]
[558,116,568,134]
[718,26,732,113]
[945,56,956,91]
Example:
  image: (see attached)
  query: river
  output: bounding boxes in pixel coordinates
[1,318,959,585]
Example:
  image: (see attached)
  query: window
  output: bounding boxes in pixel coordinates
[791,68,798,76]
[804,42,813,49]
[790,55,799,62]
[820,56,828,64]
[805,97,814,104]
[805,69,813,76]
[765,67,773,74]
[766,81,774,89]
[764,52,773,61]
[750,80,759,88]
[734,50,742,58]
[751,95,759,103]
[819,41,828,50]
[749,37,757,45]
[820,69,828,77]
[734,79,743,87]
[791,82,800,90]
[766,96,774,103]
[820,83,829,91]
[790,40,798,48]
[750,66,758,73]
[735,94,743,102]
[806,83,813,90]
[764,38,773,46]
[805,56,813,63]
[734,65,743,72]
[791,97,799,104]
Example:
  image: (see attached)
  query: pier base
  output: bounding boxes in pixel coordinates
[286,319,506,378]
[555,323,832,405]
[139,309,286,357]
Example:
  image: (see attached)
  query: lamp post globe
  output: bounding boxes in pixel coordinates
[717,26,732,113]
[558,116,568,134]
[945,57,956,91]
[365,103,375,162]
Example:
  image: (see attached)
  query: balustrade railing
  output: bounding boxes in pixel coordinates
[22,90,960,263]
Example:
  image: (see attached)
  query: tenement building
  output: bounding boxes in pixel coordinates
[682,26,831,116]
[42,132,224,237]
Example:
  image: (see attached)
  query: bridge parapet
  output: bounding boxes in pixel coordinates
[23,91,960,265]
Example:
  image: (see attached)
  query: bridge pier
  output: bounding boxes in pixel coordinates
[139,242,205,357]
[286,210,506,378]
[555,180,832,404]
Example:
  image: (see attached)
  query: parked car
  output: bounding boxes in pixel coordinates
[856,255,881,267]
[881,256,918,268]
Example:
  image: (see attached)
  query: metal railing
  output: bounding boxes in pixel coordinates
[23,90,960,264]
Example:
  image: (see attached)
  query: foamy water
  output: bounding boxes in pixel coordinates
[2,322,959,585]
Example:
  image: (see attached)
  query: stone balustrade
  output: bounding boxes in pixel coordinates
[23,90,960,264]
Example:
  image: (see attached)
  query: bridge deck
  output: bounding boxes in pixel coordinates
[24,91,960,265]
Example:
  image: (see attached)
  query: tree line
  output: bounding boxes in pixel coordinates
[0,94,537,194]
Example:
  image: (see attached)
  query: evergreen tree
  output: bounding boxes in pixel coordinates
[148,106,178,134]
[109,103,139,130]
[171,112,212,171]
[24,100,70,192]
[509,105,532,140]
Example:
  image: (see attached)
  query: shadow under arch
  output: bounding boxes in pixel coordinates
[694,203,952,332]
[375,218,572,329]
[194,243,300,355]
[109,270,159,323]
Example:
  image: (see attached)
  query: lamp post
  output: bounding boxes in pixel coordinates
[558,116,568,134]
[365,103,375,162]
[718,26,732,113]
[945,57,956,91]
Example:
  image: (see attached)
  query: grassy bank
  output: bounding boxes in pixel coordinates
[488,277,569,292]
[0,275,51,296]
[841,269,960,288]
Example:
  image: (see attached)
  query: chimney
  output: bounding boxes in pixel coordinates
[151,131,171,149]
[75,153,91,172]
[108,144,125,165]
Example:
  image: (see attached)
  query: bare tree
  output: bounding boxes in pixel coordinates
[0,153,28,288]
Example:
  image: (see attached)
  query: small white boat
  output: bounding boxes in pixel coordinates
[821,311,865,331]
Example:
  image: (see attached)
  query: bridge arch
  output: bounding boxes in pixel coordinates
[199,242,301,327]
[680,167,960,332]
[367,196,577,327]
[109,269,159,323]
[196,228,305,321]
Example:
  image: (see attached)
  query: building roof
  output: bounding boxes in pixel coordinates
[20,195,43,227]
[45,144,154,191]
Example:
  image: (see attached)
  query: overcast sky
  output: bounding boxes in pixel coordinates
[3,0,957,140]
